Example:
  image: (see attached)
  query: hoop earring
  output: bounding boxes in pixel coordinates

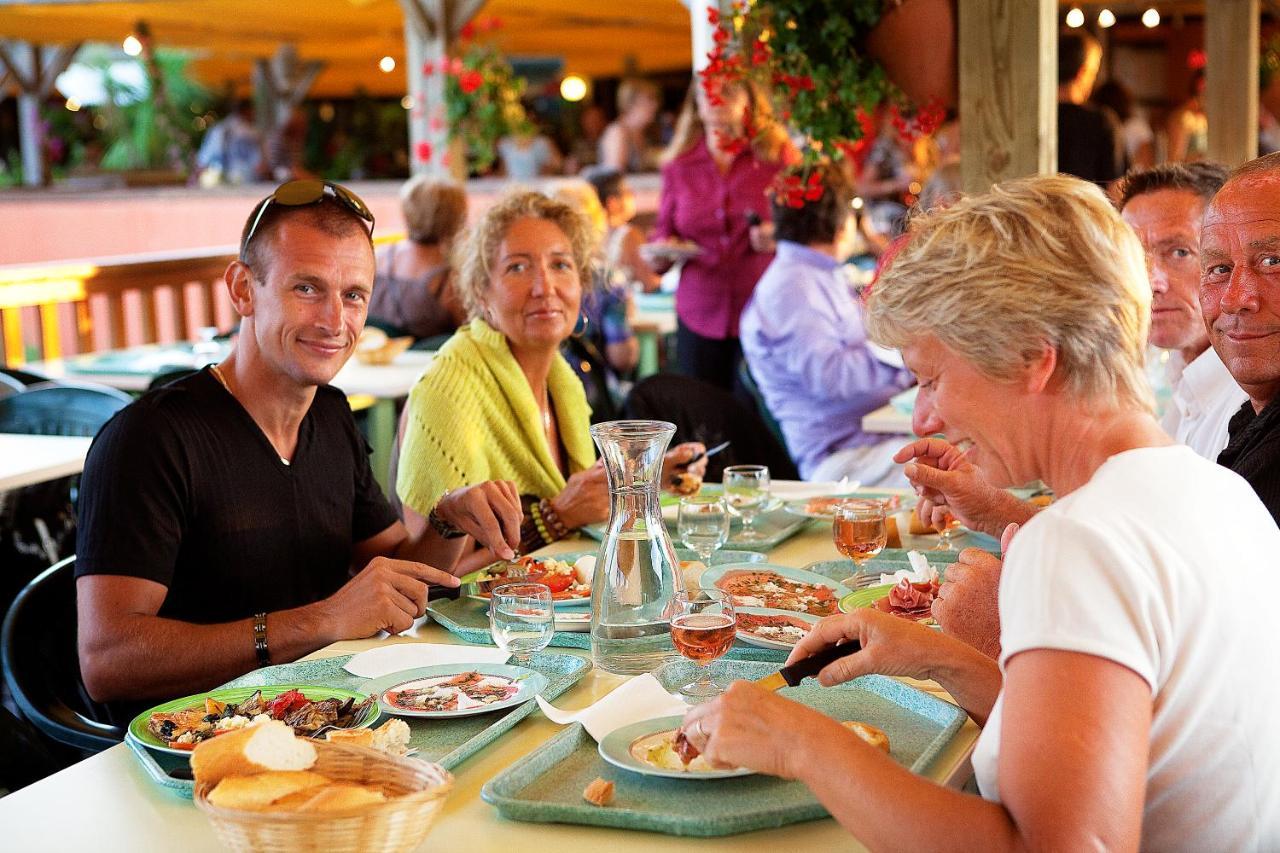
[572,312,589,339]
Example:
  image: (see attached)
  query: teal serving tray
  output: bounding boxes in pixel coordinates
[582,509,812,553]
[126,650,592,798]
[427,596,789,663]
[482,660,967,837]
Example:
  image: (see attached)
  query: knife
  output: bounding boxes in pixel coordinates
[753,640,863,691]
[674,440,731,471]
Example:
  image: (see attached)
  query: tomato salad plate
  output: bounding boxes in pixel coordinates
[127,684,379,757]
[700,563,852,618]
[599,715,754,780]
[368,664,548,720]
[467,553,595,609]
[783,490,916,521]
[732,606,821,651]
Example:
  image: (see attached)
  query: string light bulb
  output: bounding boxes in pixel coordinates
[560,75,588,102]
[379,56,396,73]
[1098,9,1116,28]
[1065,7,1085,28]
[122,35,143,56]
[1142,8,1160,28]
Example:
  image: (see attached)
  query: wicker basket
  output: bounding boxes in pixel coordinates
[354,336,414,365]
[194,742,452,853]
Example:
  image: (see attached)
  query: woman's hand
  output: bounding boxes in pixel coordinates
[661,442,707,490]
[550,461,610,529]
[679,681,850,779]
[435,480,522,562]
[786,609,949,686]
[893,438,1035,537]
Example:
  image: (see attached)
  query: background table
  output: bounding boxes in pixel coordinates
[862,386,917,435]
[0,433,92,492]
[0,503,980,851]
[631,291,677,378]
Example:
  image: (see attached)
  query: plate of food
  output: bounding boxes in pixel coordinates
[598,715,754,780]
[701,564,852,617]
[733,607,820,651]
[783,490,915,520]
[368,664,547,719]
[638,240,702,263]
[128,685,379,757]
[467,553,594,608]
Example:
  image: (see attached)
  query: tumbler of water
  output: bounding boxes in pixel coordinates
[678,495,730,563]
[488,582,554,664]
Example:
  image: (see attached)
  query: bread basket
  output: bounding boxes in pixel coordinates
[354,334,414,366]
[194,741,452,853]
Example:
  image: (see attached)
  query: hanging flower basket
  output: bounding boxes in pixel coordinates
[703,0,954,202]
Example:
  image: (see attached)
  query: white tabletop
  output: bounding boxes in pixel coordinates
[861,403,913,435]
[0,433,92,491]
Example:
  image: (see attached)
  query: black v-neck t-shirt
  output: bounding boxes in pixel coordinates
[75,368,399,624]
[1219,398,1280,528]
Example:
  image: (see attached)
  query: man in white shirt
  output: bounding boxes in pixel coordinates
[1116,162,1247,459]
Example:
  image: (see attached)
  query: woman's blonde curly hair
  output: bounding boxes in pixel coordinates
[455,190,596,321]
[866,173,1153,413]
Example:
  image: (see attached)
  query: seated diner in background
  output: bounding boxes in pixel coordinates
[366,175,469,344]
[739,160,914,486]
[680,174,1280,850]
[584,166,662,293]
[395,191,705,573]
[74,180,521,713]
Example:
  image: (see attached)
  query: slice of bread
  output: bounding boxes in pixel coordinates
[841,720,891,752]
[323,719,411,756]
[206,770,329,811]
[290,783,387,813]
[192,719,317,787]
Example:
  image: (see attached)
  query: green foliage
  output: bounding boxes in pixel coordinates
[444,42,529,174]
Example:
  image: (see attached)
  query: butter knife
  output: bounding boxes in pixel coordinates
[753,640,863,691]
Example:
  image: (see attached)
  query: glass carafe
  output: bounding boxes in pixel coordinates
[589,420,685,675]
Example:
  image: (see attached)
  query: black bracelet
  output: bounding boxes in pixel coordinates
[428,506,467,539]
[253,612,270,667]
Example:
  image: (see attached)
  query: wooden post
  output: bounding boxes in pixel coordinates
[1206,0,1259,166]
[400,0,484,179]
[0,40,80,187]
[957,0,1056,195]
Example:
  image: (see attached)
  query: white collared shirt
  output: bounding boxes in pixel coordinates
[1160,347,1248,460]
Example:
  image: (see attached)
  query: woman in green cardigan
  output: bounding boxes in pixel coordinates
[396,191,705,571]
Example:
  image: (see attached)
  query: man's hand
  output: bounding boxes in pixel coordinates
[319,556,459,638]
[894,438,1035,537]
[550,461,610,530]
[748,221,776,254]
[933,549,1005,660]
[436,480,522,561]
[661,442,707,490]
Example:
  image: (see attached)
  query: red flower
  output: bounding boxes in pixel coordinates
[707,6,720,25]
[429,113,446,132]
[449,57,464,75]
[484,16,503,31]
[415,141,433,162]
[421,60,435,76]
[458,69,484,94]
[459,21,476,40]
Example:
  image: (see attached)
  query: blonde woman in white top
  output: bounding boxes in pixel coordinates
[680,174,1280,852]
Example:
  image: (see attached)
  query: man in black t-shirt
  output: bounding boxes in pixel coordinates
[1057,31,1125,186]
[76,182,523,709]
[1201,154,1280,526]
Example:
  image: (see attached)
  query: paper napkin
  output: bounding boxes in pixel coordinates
[537,673,689,741]
[343,642,510,679]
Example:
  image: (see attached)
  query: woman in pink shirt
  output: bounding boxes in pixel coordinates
[651,81,793,390]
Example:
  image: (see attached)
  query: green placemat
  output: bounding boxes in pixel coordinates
[427,596,788,663]
[481,661,967,837]
[126,650,592,798]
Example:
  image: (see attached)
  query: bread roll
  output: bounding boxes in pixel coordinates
[321,728,375,748]
[192,719,317,787]
[841,720,890,752]
[324,719,411,756]
[206,770,329,811]
[290,783,387,813]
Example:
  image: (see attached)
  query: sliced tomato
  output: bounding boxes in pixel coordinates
[169,740,198,750]
[267,689,308,719]
[539,572,574,593]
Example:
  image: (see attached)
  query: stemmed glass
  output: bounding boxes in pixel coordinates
[832,500,888,583]
[667,589,736,699]
[488,582,554,665]
[933,511,962,552]
[723,465,771,541]
[678,495,730,565]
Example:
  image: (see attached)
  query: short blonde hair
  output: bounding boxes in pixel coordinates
[543,178,608,253]
[866,174,1152,412]
[400,176,467,245]
[455,191,595,320]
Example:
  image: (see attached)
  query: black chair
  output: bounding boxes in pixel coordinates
[622,374,800,481]
[0,382,132,437]
[737,360,792,454]
[2,557,124,752]
[0,367,52,388]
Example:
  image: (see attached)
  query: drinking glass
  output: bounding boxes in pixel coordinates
[833,500,888,581]
[667,589,736,699]
[678,495,730,564]
[723,465,771,541]
[933,511,962,552]
[489,582,554,664]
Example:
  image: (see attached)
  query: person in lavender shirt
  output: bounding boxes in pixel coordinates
[649,80,794,391]
[740,162,913,485]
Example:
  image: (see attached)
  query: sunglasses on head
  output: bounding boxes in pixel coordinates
[240,180,375,260]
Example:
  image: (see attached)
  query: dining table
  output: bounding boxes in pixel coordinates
[0,432,93,492]
[24,344,435,489]
[862,386,916,436]
[0,493,982,851]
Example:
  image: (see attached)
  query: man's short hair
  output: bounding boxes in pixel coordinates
[1115,161,1230,210]
[770,162,854,245]
[1058,31,1098,85]
[582,166,625,206]
[239,195,372,279]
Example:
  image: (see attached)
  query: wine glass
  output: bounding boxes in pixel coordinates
[723,465,771,541]
[678,495,730,565]
[668,589,736,699]
[488,582,554,665]
[833,500,888,583]
[933,511,962,552]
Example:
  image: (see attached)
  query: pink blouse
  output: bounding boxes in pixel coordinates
[652,140,783,339]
